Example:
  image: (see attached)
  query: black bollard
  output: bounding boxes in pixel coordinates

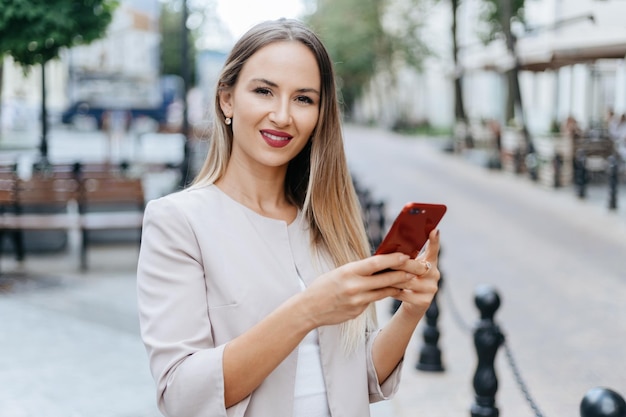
[368,201,386,250]
[471,285,505,417]
[526,152,539,182]
[358,188,371,211]
[416,275,444,372]
[553,153,563,188]
[607,155,619,211]
[514,148,523,174]
[581,387,626,417]
[575,148,588,199]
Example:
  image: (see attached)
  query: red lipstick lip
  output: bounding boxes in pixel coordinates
[261,129,292,139]
[260,129,293,148]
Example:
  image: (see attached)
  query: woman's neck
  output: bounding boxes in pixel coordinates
[215,164,296,223]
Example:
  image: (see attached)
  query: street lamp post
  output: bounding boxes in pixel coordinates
[179,0,191,188]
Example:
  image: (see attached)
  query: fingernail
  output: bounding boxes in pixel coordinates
[406,273,417,279]
[399,254,410,261]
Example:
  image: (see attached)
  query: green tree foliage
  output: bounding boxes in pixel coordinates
[479,0,525,43]
[305,0,432,113]
[0,0,118,67]
[159,0,212,85]
[0,0,117,158]
[160,1,196,83]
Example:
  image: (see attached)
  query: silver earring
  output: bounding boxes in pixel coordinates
[225,117,232,125]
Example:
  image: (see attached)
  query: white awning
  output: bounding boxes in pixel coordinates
[517,26,626,71]
[460,25,626,73]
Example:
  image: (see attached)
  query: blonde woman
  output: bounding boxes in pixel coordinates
[137,18,440,417]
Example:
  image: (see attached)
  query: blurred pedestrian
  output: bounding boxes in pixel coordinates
[614,114,626,162]
[606,108,620,140]
[136,18,441,417]
[488,119,502,151]
[561,115,582,139]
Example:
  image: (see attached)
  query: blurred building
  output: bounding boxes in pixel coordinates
[66,0,161,112]
[354,0,626,136]
[1,0,161,132]
[460,0,626,135]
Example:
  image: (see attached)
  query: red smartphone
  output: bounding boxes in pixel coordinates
[374,202,447,258]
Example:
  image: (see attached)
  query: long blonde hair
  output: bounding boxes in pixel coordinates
[192,19,377,350]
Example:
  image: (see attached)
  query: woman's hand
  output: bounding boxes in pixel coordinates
[372,228,441,384]
[299,252,416,328]
[298,228,441,329]
[391,228,441,318]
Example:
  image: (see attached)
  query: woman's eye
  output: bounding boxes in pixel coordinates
[296,96,314,105]
[254,87,271,96]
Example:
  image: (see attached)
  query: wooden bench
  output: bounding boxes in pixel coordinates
[78,165,145,269]
[0,162,145,271]
[0,170,80,267]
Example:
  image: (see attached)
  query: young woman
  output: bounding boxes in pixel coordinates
[137,18,441,417]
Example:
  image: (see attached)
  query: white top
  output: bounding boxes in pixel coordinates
[293,276,330,417]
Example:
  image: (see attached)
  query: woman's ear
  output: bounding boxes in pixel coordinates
[218,86,233,118]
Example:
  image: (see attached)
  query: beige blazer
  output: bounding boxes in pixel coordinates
[137,185,402,417]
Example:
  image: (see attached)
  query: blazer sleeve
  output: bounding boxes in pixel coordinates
[137,197,232,417]
[366,328,404,402]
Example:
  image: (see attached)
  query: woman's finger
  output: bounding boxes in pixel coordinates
[421,229,441,263]
[351,252,410,276]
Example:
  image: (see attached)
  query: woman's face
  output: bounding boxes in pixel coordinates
[219,41,321,173]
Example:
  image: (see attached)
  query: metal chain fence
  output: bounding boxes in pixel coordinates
[440,283,547,417]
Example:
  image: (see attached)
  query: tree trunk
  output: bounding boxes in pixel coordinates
[505,71,515,122]
[500,0,532,153]
[452,0,467,122]
[452,0,473,147]
[40,61,49,163]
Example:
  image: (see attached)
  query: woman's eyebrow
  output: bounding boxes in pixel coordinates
[298,87,321,96]
[251,78,320,96]
[252,78,278,87]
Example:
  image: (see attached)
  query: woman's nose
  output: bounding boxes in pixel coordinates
[269,99,292,126]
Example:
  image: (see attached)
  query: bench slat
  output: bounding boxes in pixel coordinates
[81,212,144,230]
[0,213,79,230]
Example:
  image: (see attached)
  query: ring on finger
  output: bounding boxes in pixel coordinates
[424,261,432,273]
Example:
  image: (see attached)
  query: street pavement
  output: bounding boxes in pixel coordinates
[344,125,626,417]
[0,124,624,417]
